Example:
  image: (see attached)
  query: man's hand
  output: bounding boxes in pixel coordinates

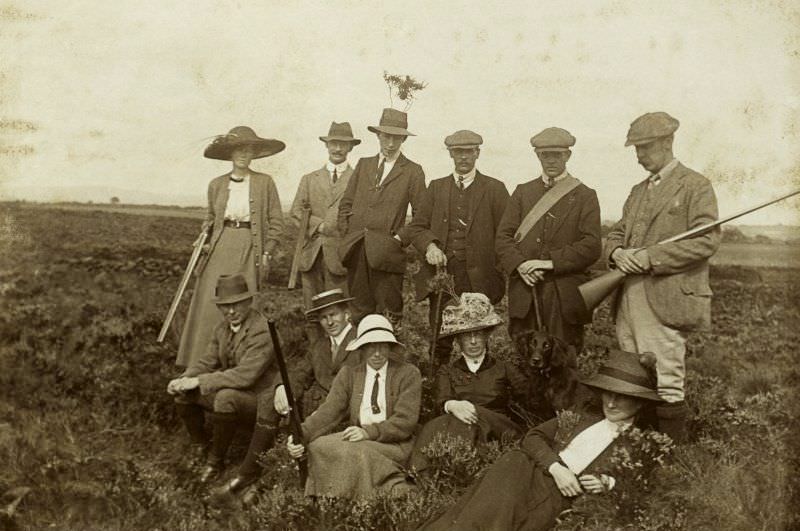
[274,385,290,416]
[425,243,447,267]
[446,400,478,425]
[200,244,211,254]
[549,462,583,497]
[612,248,649,274]
[287,434,305,459]
[166,378,182,395]
[342,426,369,442]
[579,474,608,494]
[516,259,552,286]
[178,377,200,392]
[393,234,402,242]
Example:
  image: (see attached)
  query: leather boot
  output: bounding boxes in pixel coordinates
[201,411,238,483]
[656,401,690,444]
[176,403,208,445]
[227,423,278,493]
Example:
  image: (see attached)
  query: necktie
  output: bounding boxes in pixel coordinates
[649,174,661,187]
[331,339,337,362]
[457,175,465,190]
[370,372,381,414]
[543,177,552,189]
[375,159,386,187]
[332,168,338,184]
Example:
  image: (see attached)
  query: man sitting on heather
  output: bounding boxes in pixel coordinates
[166,273,277,484]
[287,314,422,498]
[410,293,527,473]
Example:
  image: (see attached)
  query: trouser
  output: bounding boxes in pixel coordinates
[302,252,348,343]
[346,242,404,327]
[428,258,472,364]
[508,281,584,352]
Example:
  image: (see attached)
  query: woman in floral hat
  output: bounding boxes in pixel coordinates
[410,292,527,473]
[419,349,665,531]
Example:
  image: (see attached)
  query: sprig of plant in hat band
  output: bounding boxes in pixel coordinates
[383,71,427,111]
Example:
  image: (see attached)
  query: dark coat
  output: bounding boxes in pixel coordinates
[400,172,509,303]
[201,172,284,290]
[495,177,601,322]
[435,356,527,414]
[337,153,426,273]
[603,162,720,331]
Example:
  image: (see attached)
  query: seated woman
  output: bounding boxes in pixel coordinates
[410,292,527,472]
[419,349,663,531]
[287,314,422,498]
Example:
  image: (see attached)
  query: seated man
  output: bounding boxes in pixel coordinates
[221,288,360,494]
[287,314,422,498]
[167,273,277,484]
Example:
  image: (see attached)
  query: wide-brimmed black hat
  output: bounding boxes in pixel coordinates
[319,121,361,145]
[581,350,663,402]
[304,288,354,315]
[204,126,286,161]
[212,273,255,304]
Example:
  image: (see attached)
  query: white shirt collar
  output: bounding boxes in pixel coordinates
[229,323,242,333]
[378,151,402,164]
[330,323,353,349]
[326,160,350,175]
[650,158,679,185]
[453,167,477,189]
[462,353,485,373]
[365,361,388,379]
[541,169,568,187]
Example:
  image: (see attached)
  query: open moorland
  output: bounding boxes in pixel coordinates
[0,202,798,531]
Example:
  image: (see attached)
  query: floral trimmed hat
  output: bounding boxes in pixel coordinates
[439,292,503,338]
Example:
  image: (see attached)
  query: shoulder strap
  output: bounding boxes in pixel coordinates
[514,175,581,242]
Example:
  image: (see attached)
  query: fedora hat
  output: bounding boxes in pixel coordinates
[304,288,354,315]
[346,314,403,351]
[581,350,662,402]
[440,293,503,338]
[204,126,286,161]
[367,108,415,137]
[319,121,361,145]
[212,273,255,304]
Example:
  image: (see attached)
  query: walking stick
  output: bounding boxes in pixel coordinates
[531,283,544,331]
[288,201,311,290]
[428,265,446,380]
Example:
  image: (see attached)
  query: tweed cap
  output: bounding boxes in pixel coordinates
[625,112,680,146]
[445,130,483,149]
[440,292,503,338]
[530,127,576,152]
[581,350,662,401]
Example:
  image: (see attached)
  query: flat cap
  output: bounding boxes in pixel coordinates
[530,127,576,152]
[625,112,680,146]
[445,129,483,149]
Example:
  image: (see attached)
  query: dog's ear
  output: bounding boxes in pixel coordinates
[512,332,529,359]
[549,338,577,369]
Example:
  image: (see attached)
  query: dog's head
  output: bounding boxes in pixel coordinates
[513,330,574,372]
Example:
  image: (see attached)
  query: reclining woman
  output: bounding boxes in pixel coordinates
[419,349,663,531]
[410,292,527,473]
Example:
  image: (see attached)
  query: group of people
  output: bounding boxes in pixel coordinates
[166,106,720,529]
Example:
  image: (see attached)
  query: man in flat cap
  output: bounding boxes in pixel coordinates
[603,112,720,443]
[496,127,601,349]
[402,130,509,364]
[291,122,360,341]
[338,108,426,329]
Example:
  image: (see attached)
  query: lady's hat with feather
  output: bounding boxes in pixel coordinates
[204,126,286,161]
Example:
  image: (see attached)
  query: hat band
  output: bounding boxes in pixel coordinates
[356,325,394,339]
[381,120,407,128]
[597,366,652,389]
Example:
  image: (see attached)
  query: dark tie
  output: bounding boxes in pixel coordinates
[332,168,338,184]
[649,173,661,187]
[375,159,386,187]
[370,372,381,414]
[543,177,552,189]
[457,175,464,190]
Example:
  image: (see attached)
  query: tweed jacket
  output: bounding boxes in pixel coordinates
[287,327,360,400]
[435,355,527,414]
[496,176,602,320]
[337,153,426,273]
[301,357,422,443]
[202,171,285,290]
[603,162,720,331]
[401,172,510,303]
[290,164,353,275]
[181,311,276,396]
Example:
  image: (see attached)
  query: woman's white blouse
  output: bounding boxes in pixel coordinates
[558,419,629,475]
[224,175,251,222]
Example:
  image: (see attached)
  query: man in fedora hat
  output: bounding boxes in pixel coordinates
[496,127,601,349]
[337,108,426,328]
[290,122,361,341]
[167,273,279,484]
[604,111,720,443]
[286,314,422,498]
[403,130,509,364]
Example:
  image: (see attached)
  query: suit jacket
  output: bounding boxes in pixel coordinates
[181,311,276,395]
[290,164,352,275]
[301,358,422,443]
[603,162,720,331]
[202,171,285,290]
[287,327,360,399]
[496,177,602,320]
[337,153,426,273]
[400,172,509,302]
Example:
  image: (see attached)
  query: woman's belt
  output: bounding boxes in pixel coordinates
[223,219,251,228]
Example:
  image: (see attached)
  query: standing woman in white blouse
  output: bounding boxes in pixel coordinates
[176,126,286,368]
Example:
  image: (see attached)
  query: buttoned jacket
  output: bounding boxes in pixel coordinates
[290,164,353,275]
[287,327,360,399]
[337,153,426,273]
[402,172,509,302]
[603,162,720,331]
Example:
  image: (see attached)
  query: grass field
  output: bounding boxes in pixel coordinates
[0,203,798,531]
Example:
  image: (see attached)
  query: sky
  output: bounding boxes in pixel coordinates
[1,0,799,225]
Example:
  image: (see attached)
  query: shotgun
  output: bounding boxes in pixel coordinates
[578,188,800,312]
[157,226,209,343]
[267,320,308,485]
[288,201,311,289]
